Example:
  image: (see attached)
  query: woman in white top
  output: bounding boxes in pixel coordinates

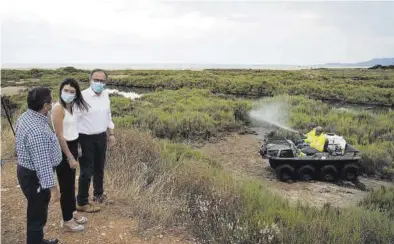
[52,78,90,232]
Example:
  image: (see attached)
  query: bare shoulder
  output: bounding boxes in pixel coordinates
[52,103,65,117]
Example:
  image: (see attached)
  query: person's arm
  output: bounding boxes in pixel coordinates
[27,132,57,190]
[107,94,116,147]
[107,94,115,132]
[52,105,76,162]
[107,110,114,135]
[304,136,313,144]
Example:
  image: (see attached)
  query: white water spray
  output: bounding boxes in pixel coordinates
[248,97,298,134]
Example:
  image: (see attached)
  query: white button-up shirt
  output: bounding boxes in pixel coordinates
[76,87,115,135]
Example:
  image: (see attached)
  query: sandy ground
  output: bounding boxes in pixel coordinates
[0,86,27,96]
[1,162,197,244]
[198,133,393,208]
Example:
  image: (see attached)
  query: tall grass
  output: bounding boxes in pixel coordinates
[0,108,22,159]
[359,186,394,219]
[105,128,183,229]
[1,121,16,159]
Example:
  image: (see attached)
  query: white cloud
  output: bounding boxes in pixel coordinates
[1,0,236,40]
[1,0,393,65]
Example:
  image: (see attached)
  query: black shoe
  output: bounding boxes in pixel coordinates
[42,238,59,244]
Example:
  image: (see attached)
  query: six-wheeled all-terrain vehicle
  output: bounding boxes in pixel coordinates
[259,133,362,183]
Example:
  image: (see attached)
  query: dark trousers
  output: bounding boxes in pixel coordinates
[17,165,51,244]
[77,132,107,206]
[56,139,78,221]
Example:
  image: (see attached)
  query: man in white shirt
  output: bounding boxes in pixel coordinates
[76,69,116,213]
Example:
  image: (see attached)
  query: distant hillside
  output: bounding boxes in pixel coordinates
[368,64,394,70]
[324,58,394,67]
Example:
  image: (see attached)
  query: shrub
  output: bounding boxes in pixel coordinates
[113,88,252,141]
[359,186,394,218]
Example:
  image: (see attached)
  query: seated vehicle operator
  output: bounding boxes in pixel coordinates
[304,129,316,144]
[301,126,327,155]
[309,126,327,152]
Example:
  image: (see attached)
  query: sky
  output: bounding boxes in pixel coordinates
[1,0,394,67]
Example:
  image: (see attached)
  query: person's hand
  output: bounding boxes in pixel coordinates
[50,187,60,204]
[108,134,116,148]
[69,159,78,169]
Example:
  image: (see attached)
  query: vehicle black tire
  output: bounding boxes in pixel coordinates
[276,164,295,182]
[297,165,315,181]
[320,165,338,182]
[342,164,359,181]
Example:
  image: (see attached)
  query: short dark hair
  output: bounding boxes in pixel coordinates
[27,86,52,111]
[89,69,108,80]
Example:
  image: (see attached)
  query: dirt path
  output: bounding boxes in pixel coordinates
[1,162,197,244]
[198,133,393,208]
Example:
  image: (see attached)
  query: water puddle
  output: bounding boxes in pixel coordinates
[331,104,392,114]
[107,89,142,100]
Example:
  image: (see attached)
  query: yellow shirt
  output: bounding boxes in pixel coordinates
[304,129,316,143]
[310,134,327,152]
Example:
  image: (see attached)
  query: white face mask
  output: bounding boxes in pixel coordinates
[61,91,76,103]
[91,80,106,93]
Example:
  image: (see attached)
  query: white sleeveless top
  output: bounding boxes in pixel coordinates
[53,103,79,141]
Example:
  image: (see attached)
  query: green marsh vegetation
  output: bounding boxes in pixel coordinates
[106,68,394,106]
[2,67,394,106]
[112,88,251,142]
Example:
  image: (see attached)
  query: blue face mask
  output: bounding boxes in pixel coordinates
[61,91,76,103]
[91,81,106,93]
